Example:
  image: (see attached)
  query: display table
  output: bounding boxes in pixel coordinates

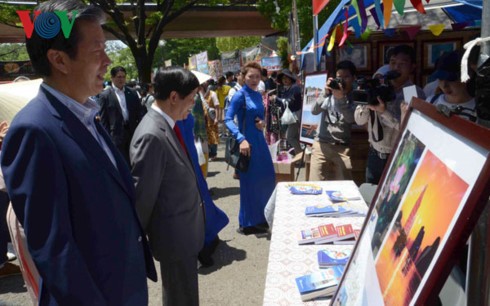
[263,181,367,305]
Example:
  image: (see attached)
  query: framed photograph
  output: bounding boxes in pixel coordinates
[377,41,415,67]
[299,72,327,145]
[336,43,371,71]
[423,40,462,69]
[332,98,490,306]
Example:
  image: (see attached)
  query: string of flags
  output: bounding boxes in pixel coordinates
[306,0,478,53]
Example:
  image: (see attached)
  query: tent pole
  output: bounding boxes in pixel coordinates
[313,15,319,71]
[467,1,490,305]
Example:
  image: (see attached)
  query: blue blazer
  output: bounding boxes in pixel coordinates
[1,87,157,305]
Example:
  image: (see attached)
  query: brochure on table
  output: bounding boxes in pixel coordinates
[331,99,490,306]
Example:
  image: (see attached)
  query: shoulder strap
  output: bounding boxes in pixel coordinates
[430,93,442,104]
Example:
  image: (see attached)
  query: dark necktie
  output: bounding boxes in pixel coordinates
[173,125,187,155]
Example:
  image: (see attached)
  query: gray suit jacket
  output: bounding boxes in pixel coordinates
[130,108,205,262]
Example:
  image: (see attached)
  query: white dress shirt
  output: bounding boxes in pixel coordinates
[112,84,129,122]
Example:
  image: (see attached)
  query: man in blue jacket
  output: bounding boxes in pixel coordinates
[0,1,156,304]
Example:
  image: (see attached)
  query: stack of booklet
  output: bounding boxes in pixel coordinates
[295,266,345,301]
[298,224,361,245]
[287,183,323,195]
[317,249,352,268]
[304,203,368,217]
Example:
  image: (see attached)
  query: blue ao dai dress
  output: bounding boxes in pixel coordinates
[225,85,276,227]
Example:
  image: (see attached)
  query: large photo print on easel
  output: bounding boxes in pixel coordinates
[299,73,327,144]
[333,100,490,306]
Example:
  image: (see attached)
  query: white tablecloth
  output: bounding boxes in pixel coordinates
[263,181,367,305]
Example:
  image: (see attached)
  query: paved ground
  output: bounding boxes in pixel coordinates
[0,140,307,306]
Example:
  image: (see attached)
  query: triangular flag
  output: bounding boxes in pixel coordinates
[451,22,469,31]
[375,0,384,29]
[384,28,396,37]
[327,26,338,52]
[357,0,368,32]
[339,9,349,47]
[393,0,406,15]
[410,0,426,14]
[335,24,343,43]
[403,25,421,40]
[374,0,385,29]
[361,28,372,40]
[351,0,362,34]
[370,7,381,29]
[383,0,393,28]
[428,24,445,36]
[351,16,361,38]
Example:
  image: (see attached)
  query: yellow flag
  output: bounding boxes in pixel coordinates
[428,24,445,36]
[327,25,339,52]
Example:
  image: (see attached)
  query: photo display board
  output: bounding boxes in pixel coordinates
[299,72,327,145]
[332,99,490,306]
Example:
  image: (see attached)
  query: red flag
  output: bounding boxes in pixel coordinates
[313,0,330,15]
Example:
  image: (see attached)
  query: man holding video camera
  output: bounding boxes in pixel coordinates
[310,60,357,181]
[354,44,425,184]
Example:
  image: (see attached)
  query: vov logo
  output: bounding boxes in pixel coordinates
[17,10,78,39]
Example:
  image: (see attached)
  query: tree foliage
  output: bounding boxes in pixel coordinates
[216,36,261,52]
[154,38,220,68]
[256,0,340,49]
[0,1,237,83]
[0,43,29,61]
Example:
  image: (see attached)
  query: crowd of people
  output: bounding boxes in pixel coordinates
[0,0,483,305]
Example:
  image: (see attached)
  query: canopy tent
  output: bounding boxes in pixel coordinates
[302,0,483,65]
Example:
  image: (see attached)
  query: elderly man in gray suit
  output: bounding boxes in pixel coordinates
[130,67,204,306]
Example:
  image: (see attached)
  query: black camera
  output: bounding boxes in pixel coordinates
[352,71,400,106]
[329,77,345,90]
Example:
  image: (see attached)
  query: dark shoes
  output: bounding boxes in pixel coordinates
[198,237,220,268]
[236,223,269,235]
[0,262,21,278]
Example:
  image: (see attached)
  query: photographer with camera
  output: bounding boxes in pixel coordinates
[270,69,303,155]
[355,44,425,184]
[310,60,357,181]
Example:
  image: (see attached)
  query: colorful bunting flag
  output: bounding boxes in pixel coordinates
[327,25,338,52]
[428,24,445,36]
[383,0,393,28]
[339,8,349,47]
[312,0,330,16]
[357,0,369,31]
[393,0,406,15]
[370,7,381,29]
[451,22,469,31]
[403,25,421,40]
[351,0,362,33]
[384,28,396,37]
[361,28,372,40]
[409,0,426,14]
[375,0,385,29]
[351,15,361,38]
[335,24,343,43]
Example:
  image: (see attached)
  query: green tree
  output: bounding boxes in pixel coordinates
[215,36,261,52]
[0,43,29,61]
[256,0,341,49]
[154,38,220,68]
[0,1,252,83]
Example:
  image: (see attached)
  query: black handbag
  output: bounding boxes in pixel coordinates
[225,136,250,172]
[225,93,250,172]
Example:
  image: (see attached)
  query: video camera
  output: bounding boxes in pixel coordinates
[329,77,345,90]
[352,70,401,106]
